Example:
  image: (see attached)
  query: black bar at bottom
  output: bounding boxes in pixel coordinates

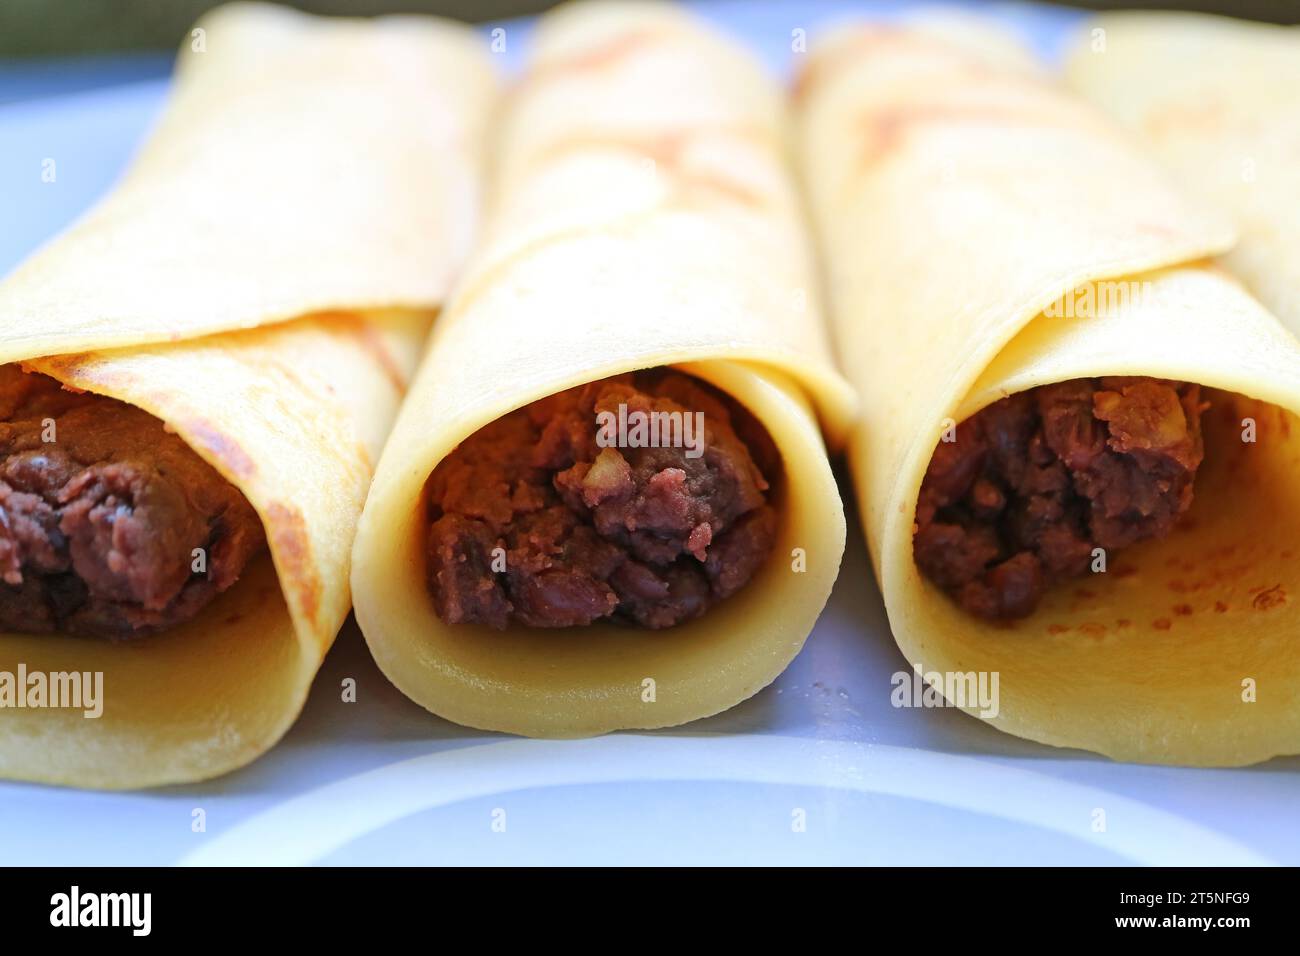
[0,866,1281,940]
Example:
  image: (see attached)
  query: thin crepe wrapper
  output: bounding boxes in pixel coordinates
[797,23,1300,766]
[1065,12,1300,336]
[352,1,858,738]
[0,2,496,788]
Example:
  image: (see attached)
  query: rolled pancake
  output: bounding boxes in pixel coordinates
[0,2,495,788]
[797,23,1300,766]
[352,0,857,737]
[1065,13,1300,336]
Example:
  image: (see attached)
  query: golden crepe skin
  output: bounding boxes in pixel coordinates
[0,3,496,788]
[1065,13,1300,337]
[352,0,857,738]
[797,22,1300,766]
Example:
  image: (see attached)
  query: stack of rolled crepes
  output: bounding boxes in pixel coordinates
[352,1,857,737]
[1065,13,1300,336]
[797,22,1300,766]
[0,2,496,787]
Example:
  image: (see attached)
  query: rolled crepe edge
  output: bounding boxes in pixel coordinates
[879,266,1300,766]
[353,358,845,737]
[0,311,426,787]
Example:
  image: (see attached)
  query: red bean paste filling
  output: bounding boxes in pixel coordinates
[425,370,780,629]
[0,366,266,638]
[914,376,1206,620]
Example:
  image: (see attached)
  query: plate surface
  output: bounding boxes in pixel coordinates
[0,0,1295,866]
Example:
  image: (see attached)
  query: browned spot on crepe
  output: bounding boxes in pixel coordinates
[265,501,321,627]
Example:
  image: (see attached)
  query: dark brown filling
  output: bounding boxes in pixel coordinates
[0,366,266,638]
[424,370,780,629]
[914,376,1206,620]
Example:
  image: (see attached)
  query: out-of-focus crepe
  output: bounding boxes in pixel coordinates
[352,1,857,738]
[1066,12,1300,335]
[798,21,1300,766]
[0,2,495,788]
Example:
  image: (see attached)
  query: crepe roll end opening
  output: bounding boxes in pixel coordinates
[895,377,1300,765]
[422,367,785,633]
[353,357,845,737]
[0,364,267,639]
[913,374,1300,629]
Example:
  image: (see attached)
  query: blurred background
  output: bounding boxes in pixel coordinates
[2,0,1296,56]
[0,0,1294,104]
